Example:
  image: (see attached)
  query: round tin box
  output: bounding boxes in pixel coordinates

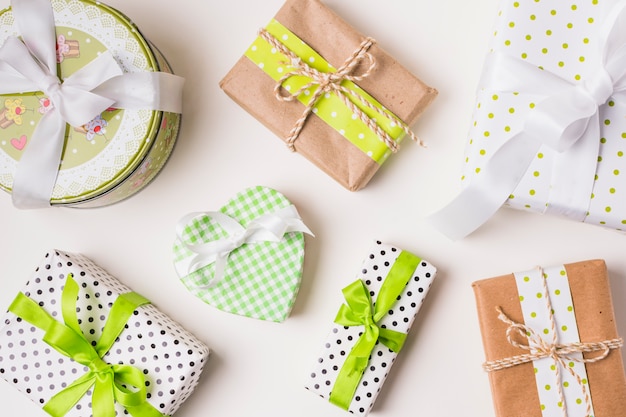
[0,0,181,207]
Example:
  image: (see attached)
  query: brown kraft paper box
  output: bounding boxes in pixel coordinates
[219,0,437,191]
[472,260,626,417]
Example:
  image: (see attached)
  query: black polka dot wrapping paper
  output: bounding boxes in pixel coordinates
[304,241,436,416]
[0,250,210,417]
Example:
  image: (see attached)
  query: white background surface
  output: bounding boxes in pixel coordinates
[1,0,626,416]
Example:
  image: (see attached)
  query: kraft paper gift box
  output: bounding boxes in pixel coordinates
[0,0,184,209]
[430,0,626,239]
[473,260,626,417]
[0,250,210,417]
[305,241,436,416]
[220,0,437,191]
[173,186,313,323]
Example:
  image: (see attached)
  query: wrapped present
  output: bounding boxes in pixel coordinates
[430,0,626,239]
[473,260,626,417]
[305,241,436,416]
[0,0,185,209]
[219,0,437,191]
[0,249,210,417]
[172,186,314,322]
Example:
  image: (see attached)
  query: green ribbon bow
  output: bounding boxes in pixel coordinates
[329,251,420,409]
[8,274,166,417]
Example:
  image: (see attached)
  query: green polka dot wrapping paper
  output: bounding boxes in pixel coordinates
[172,186,314,323]
[0,0,183,209]
[473,260,626,417]
[304,241,437,416]
[430,0,626,239]
[0,250,210,417]
[220,0,437,192]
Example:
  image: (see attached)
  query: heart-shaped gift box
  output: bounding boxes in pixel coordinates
[173,186,313,322]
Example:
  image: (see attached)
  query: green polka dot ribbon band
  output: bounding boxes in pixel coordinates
[484,266,623,417]
[430,0,626,239]
[172,186,313,322]
[245,19,415,164]
[305,241,437,416]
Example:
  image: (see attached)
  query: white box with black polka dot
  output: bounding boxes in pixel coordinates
[0,249,210,417]
[304,241,436,416]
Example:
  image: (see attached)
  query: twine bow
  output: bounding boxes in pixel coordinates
[483,275,623,417]
[8,274,164,417]
[258,28,423,152]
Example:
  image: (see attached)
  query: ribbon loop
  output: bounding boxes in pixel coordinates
[581,66,614,106]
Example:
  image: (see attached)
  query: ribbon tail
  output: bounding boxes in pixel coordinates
[93,72,184,113]
[11,111,66,208]
[428,131,541,239]
[92,375,116,417]
[43,373,95,417]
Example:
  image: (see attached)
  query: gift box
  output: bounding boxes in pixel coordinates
[305,241,436,415]
[172,186,313,322]
[0,0,185,209]
[473,260,626,417]
[219,0,437,191]
[0,249,210,417]
[430,0,626,239]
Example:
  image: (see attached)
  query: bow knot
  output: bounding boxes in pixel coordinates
[579,66,614,107]
[89,357,113,375]
[258,28,423,152]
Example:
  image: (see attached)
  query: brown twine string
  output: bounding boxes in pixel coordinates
[258,28,424,152]
[483,269,623,417]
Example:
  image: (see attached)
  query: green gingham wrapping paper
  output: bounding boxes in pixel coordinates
[173,186,309,322]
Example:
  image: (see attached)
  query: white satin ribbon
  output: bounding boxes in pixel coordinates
[3,0,184,209]
[429,0,626,240]
[174,205,314,288]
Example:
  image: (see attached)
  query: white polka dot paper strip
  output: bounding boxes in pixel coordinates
[173,186,313,322]
[0,250,210,417]
[305,241,436,416]
[473,260,626,417]
[430,0,626,239]
[514,266,594,417]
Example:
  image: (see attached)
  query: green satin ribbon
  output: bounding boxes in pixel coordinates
[8,274,166,417]
[329,250,420,410]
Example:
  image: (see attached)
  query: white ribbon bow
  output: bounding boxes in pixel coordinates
[429,0,626,239]
[174,205,314,288]
[2,0,184,209]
